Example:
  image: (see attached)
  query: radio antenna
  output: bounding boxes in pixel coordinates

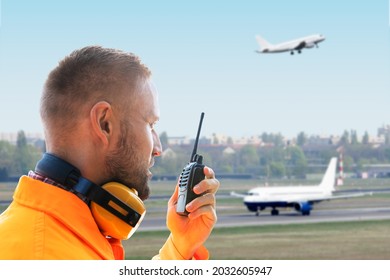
[191,112,205,161]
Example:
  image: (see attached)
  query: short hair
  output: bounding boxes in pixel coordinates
[40,46,151,130]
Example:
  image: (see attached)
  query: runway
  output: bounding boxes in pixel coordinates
[138,201,390,231]
[2,188,389,232]
[213,206,390,228]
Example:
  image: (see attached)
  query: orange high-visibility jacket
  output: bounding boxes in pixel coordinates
[0,176,121,259]
[0,176,209,260]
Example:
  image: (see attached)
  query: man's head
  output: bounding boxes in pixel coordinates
[41,46,162,200]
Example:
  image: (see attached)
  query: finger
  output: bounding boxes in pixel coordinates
[188,205,217,224]
[193,177,220,195]
[203,166,215,179]
[168,184,179,206]
[186,193,216,213]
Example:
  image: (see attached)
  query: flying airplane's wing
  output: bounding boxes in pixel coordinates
[293,41,306,51]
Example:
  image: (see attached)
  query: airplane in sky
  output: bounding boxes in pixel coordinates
[231,157,372,216]
[255,34,325,55]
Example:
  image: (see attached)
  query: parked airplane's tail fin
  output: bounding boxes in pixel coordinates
[319,157,337,192]
[255,35,273,52]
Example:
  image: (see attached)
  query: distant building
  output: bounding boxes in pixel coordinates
[225,135,263,146]
[362,164,390,178]
[168,136,191,146]
[161,147,177,159]
[378,124,390,138]
[306,135,340,146]
[377,124,390,145]
[222,147,236,155]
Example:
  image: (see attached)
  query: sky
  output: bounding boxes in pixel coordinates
[0,0,389,139]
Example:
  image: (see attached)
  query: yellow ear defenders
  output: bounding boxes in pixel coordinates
[35,153,145,240]
[90,182,145,240]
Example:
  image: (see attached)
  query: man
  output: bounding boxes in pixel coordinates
[0,46,219,260]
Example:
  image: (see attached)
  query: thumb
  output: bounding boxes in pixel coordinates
[168,184,179,207]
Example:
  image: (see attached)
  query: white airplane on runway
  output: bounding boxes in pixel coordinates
[255,34,325,55]
[231,158,372,216]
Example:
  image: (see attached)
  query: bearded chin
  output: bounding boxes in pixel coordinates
[105,152,151,201]
[104,125,151,201]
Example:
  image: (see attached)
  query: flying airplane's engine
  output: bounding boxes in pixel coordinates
[294,202,312,216]
[305,43,315,48]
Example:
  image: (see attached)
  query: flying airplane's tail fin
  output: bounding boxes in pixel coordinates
[255,35,273,52]
[319,157,337,192]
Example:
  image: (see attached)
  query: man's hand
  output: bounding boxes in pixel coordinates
[166,166,219,259]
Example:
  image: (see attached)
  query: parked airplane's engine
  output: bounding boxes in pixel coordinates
[294,202,312,216]
[246,204,258,212]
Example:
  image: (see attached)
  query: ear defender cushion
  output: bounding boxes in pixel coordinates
[90,182,146,240]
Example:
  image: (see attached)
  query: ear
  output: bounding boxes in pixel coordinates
[90,101,113,147]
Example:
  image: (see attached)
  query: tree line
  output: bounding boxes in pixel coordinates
[153,143,312,179]
[154,131,390,179]
[1,130,390,181]
[0,131,43,180]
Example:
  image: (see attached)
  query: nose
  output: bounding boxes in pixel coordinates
[152,130,162,157]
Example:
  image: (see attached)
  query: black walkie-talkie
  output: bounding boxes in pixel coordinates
[176,112,206,216]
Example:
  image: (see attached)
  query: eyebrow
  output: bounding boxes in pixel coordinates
[144,109,159,124]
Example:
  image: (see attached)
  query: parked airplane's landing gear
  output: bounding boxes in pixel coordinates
[271,208,279,216]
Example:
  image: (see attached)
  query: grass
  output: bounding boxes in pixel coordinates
[124,219,390,260]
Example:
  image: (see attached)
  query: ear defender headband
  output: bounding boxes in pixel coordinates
[35,153,145,240]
